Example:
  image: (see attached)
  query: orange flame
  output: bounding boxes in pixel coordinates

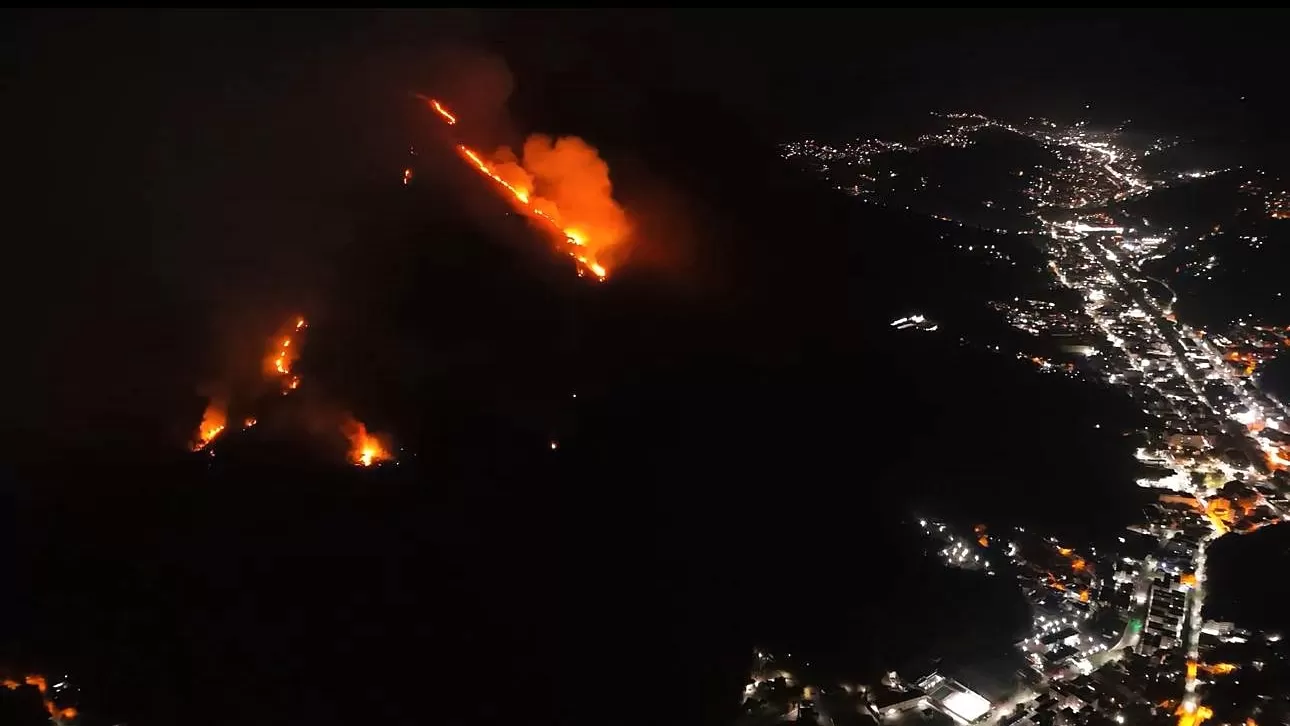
[4,674,78,722]
[457,144,612,279]
[192,398,227,451]
[429,98,457,125]
[266,316,307,392]
[1202,662,1237,675]
[427,98,622,280]
[1175,702,1213,726]
[342,416,393,467]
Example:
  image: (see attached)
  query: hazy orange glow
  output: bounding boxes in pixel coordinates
[1202,662,1237,675]
[1207,498,1234,522]
[192,398,227,451]
[1160,494,1201,508]
[1204,509,1231,533]
[427,98,624,280]
[1186,661,1198,680]
[1175,702,1213,726]
[4,674,78,722]
[1268,446,1290,471]
[430,98,457,125]
[974,524,988,548]
[1180,572,1198,587]
[1078,589,1089,603]
[342,416,393,467]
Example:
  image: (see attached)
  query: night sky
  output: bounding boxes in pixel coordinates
[3,11,1288,726]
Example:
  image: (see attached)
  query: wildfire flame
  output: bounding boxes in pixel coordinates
[1175,702,1214,726]
[266,316,308,392]
[192,398,227,451]
[342,416,393,468]
[430,98,457,125]
[3,674,79,722]
[427,98,623,280]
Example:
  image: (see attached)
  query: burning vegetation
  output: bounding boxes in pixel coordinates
[424,97,628,280]
[192,397,227,452]
[189,313,400,467]
[342,416,393,468]
[266,316,307,393]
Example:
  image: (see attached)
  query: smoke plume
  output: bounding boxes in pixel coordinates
[489,134,631,268]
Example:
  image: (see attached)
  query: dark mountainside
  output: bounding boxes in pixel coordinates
[0,12,908,726]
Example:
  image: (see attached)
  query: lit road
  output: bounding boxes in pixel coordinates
[791,110,1290,720]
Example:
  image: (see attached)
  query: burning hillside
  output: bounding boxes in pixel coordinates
[423,97,628,279]
[342,416,394,467]
[188,313,400,467]
[192,397,227,452]
[266,316,308,394]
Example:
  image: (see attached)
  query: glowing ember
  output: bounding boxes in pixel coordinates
[426,98,625,280]
[243,417,257,429]
[403,168,412,185]
[342,416,393,467]
[429,98,457,125]
[192,398,227,451]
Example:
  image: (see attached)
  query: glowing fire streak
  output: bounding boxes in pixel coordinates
[430,99,457,125]
[403,168,413,185]
[426,98,610,280]
[457,144,608,279]
[193,399,227,451]
[342,417,393,468]
[3,674,79,722]
[267,316,308,392]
